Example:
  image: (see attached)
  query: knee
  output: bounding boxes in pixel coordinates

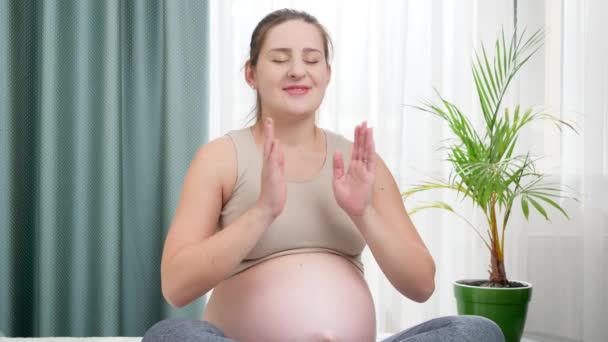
[142,318,207,342]
[142,318,187,342]
[142,318,176,342]
[450,316,505,342]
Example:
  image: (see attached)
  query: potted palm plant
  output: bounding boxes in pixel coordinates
[404,29,575,342]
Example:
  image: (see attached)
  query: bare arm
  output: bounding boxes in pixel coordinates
[161,197,274,308]
[333,122,435,303]
[162,119,286,307]
[351,146,435,303]
[350,158,436,302]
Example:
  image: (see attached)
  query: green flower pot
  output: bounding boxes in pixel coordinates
[454,280,533,342]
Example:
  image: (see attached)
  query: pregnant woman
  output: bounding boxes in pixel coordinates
[142,8,504,342]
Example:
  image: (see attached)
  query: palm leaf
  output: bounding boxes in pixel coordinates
[407,28,576,285]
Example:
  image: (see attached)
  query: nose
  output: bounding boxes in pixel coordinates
[287,60,306,79]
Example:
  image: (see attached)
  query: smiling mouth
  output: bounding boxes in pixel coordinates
[283,87,310,95]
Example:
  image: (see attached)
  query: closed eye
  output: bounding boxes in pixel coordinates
[272,60,288,63]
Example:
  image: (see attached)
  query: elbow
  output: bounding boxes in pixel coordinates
[410,259,436,303]
[161,266,212,308]
[161,263,180,308]
[422,261,437,302]
[161,266,193,308]
[395,273,435,303]
[412,278,435,303]
[163,290,185,309]
[162,279,203,308]
[162,277,187,308]
[418,258,437,302]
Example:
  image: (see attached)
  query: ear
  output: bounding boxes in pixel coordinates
[326,63,332,84]
[245,61,256,89]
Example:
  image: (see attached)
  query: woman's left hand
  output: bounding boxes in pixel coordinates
[332,121,376,218]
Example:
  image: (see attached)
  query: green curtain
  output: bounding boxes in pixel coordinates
[0,0,209,337]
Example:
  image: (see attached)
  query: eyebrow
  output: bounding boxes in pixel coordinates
[267,48,323,54]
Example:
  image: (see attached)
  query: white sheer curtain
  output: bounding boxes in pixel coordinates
[513,1,608,341]
[208,0,607,340]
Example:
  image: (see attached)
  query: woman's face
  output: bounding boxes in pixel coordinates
[247,20,331,120]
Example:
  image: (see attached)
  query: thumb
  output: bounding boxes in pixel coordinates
[333,151,344,180]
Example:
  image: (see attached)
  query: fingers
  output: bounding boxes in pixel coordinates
[333,151,344,179]
[352,121,372,162]
[366,127,376,171]
[359,121,367,162]
[263,117,274,160]
[262,117,284,177]
[268,136,284,175]
[351,125,359,162]
[269,138,279,164]
[352,121,375,171]
[277,140,285,176]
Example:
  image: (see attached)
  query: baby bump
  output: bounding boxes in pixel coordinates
[203,252,377,342]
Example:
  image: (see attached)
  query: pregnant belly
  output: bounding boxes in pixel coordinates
[202,252,377,342]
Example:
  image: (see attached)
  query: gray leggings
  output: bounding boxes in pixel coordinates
[142,315,505,341]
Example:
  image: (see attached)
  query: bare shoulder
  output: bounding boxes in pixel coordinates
[161,135,237,264]
[372,154,398,193]
[195,135,235,175]
[371,154,426,245]
[195,135,237,203]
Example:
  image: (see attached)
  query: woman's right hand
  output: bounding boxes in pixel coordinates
[256,117,287,220]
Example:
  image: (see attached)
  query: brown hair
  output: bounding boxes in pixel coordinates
[246,9,333,124]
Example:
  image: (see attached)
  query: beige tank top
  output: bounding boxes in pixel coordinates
[218,126,366,277]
